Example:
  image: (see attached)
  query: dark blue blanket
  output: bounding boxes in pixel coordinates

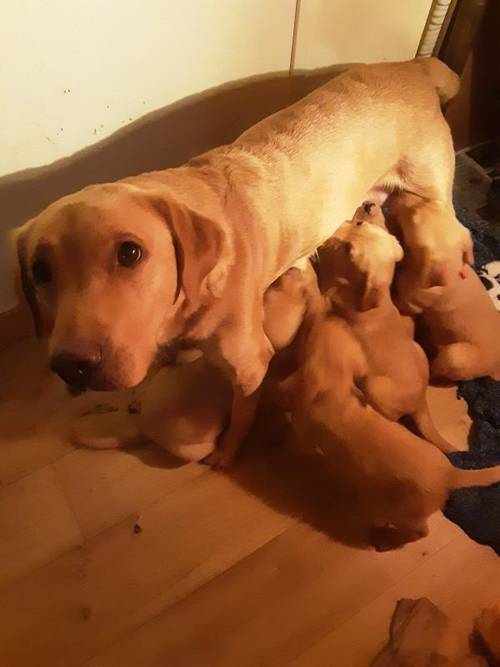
[444,199,500,555]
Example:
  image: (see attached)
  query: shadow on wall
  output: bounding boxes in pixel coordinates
[0,63,348,310]
[0,64,349,231]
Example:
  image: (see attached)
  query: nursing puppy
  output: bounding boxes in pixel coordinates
[14,58,461,467]
[73,262,316,461]
[387,193,500,382]
[316,204,454,451]
[287,298,500,551]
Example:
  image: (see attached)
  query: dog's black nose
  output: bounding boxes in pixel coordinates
[50,347,102,388]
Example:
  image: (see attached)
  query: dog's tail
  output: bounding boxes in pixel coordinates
[449,465,500,490]
[417,57,461,105]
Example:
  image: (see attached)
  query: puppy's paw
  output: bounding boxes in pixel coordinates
[202,447,235,470]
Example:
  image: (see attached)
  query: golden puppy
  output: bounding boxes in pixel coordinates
[14,58,461,466]
[73,262,316,461]
[388,193,500,382]
[316,204,454,451]
[287,298,500,551]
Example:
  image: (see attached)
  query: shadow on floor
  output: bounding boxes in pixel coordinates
[226,405,376,550]
[0,335,373,550]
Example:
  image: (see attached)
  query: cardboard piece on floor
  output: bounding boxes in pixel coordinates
[372,598,487,666]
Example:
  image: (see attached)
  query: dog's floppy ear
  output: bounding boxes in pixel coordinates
[151,194,230,306]
[359,234,402,311]
[419,246,449,291]
[344,240,391,312]
[462,229,474,267]
[11,223,43,338]
[425,262,448,289]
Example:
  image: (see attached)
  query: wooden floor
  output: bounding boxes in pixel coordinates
[0,337,498,667]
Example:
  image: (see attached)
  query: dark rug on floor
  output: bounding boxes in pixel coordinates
[444,155,500,555]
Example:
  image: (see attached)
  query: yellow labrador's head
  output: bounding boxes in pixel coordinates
[318,212,403,311]
[14,181,228,391]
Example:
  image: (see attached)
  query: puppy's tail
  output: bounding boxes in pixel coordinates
[449,465,500,491]
[417,57,460,105]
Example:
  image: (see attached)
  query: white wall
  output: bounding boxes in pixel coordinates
[1,0,435,177]
[1,0,296,175]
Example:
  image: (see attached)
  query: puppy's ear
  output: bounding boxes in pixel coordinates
[426,263,447,288]
[153,196,230,306]
[11,223,43,338]
[389,235,404,264]
[462,230,474,267]
[417,244,448,290]
[359,277,385,311]
[344,241,389,311]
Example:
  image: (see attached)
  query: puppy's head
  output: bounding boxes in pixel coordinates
[318,217,403,310]
[352,201,388,230]
[14,181,228,391]
[385,194,474,312]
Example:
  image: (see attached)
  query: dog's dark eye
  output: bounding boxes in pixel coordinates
[31,258,52,285]
[117,241,143,267]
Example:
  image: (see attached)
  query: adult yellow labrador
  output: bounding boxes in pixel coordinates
[14,57,463,466]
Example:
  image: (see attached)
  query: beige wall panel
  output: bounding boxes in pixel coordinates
[294,0,433,69]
